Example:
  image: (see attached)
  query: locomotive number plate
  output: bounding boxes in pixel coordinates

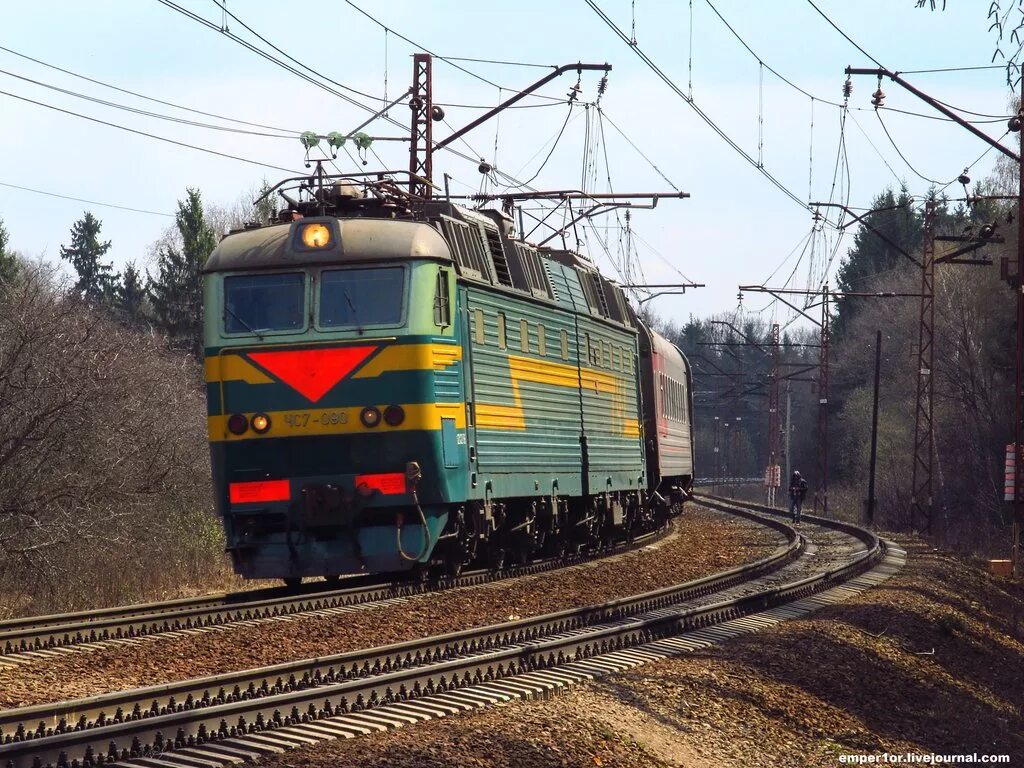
[283,410,350,429]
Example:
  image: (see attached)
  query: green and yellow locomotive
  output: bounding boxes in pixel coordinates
[203,173,693,583]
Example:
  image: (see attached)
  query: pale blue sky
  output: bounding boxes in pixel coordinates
[0,1,1013,324]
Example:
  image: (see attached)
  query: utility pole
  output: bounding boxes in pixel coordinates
[734,415,742,498]
[738,284,933,517]
[911,201,936,532]
[767,323,781,506]
[784,381,793,493]
[722,420,730,493]
[713,416,721,491]
[867,330,882,526]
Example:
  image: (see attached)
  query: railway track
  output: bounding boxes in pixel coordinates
[0,496,904,768]
[0,522,675,669]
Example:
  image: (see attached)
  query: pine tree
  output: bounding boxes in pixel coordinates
[59,211,115,304]
[148,188,217,355]
[0,216,17,287]
[116,261,148,327]
[832,186,921,339]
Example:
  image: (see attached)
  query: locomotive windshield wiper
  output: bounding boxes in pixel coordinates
[340,285,364,336]
[225,305,265,340]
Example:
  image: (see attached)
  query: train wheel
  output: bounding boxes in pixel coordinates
[488,547,507,572]
[444,558,464,579]
[410,562,430,585]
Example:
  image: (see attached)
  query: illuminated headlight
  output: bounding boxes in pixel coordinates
[227,413,249,435]
[251,413,271,434]
[383,405,405,427]
[299,222,332,248]
[360,406,381,428]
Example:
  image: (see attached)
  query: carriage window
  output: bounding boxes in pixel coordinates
[497,313,507,350]
[538,324,547,356]
[224,272,304,334]
[319,267,404,329]
[474,309,485,345]
[520,319,530,353]
[560,329,569,360]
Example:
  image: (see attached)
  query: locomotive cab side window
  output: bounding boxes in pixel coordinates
[433,269,451,328]
[223,272,305,335]
[319,266,405,329]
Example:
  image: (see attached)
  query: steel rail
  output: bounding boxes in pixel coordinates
[0,498,883,768]
[0,506,797,742]
[0,522,673,661]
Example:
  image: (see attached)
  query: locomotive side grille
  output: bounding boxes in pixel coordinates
[438,215,493,282]
[482,226,514,287]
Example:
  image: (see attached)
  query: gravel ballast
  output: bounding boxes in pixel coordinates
[0,505,780,709]
[247,537,1022,768]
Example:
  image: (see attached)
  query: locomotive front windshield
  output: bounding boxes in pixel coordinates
[319,267,405,329]
[224,272,305,334]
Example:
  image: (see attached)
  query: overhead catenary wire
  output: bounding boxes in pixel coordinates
[209,0,388,103]
[874,109,950,185]
[156,0,384,114]
[499,103,575,191]
[899,64,1008,74]
[704,0,844,107]
[435,55,556,70]
[847,111,904,187]
[586,0,822,219]
[158,0,548,194]
[805,0,884,68]
[0,88,300,174]
[0,66,297,138]
[0,43,304,135]
[596,107,680,192]
[340,0,563,103]
[0,180,174,217]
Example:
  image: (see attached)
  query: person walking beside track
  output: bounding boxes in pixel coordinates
[789,470,808,524]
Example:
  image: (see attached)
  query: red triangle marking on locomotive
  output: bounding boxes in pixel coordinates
[247,346,378,403]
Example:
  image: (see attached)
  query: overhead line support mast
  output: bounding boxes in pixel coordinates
[847,65,1019,567]
[911,201,936,533]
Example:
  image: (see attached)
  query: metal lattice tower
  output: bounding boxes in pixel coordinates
[816,285,830,515]
[408,53,433,199]
[911,200,936,532]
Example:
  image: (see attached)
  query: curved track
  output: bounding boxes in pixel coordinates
[0,496,905,768]
[0,523,674,668]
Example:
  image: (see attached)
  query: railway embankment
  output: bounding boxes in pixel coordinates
[244,533,1023,768]
[0,506,778,710]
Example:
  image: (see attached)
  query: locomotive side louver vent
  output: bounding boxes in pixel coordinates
[438,215,492,282]
[542,260,563,303]
[481,226,513,287]
[578,269,611,318]
[517,243,553,299]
